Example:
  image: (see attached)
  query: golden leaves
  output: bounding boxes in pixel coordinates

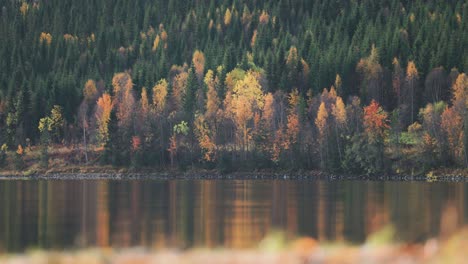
[112,72,132,96]
[95,93,113,144]
[232,71,265,110]
[204,70,220,119]
[63,34,78,42]
[194,115,216,162]
[152,35,160,51]
[451,73,468,107]
[251,30,257,47]
[406,61,419,80]
[83,79,98,103]
[259,10,270,25]
[316,102,328,139]
[39,32,52,46]
[152,79,168,115]
[286,46,299,74]
[332,97,347,127]
[224,8,232,26]
[356,45,382,80]
[20,2,29,16]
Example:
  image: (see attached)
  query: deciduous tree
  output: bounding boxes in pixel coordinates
[95,93,113,145]
[356,45,384,104]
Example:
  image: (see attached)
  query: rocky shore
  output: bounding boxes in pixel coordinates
[0,169,467,182]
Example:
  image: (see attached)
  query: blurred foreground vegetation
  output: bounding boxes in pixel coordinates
[1,227,467,264]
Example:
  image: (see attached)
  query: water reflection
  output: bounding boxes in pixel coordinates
[0,180,467,252]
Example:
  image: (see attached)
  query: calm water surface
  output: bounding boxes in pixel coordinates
[0,179,467,252]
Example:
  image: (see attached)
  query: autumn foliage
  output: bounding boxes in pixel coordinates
[363,100,389,143]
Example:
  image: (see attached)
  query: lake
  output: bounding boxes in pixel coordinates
[0,179,467,253]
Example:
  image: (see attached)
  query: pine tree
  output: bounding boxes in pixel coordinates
[103,109,122,166]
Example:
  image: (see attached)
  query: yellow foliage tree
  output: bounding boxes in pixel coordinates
[316,102,328,140]
[20,2,29,16]
[224,8,232,26]
[229,71,265,155]
[83,79,98,103]
[451,73,468,109]
[316,102,329,168]
[95,93,113,145]
[152,35,160,51]
[39,32,52,46]
[152,79,168,115]
[225,68,246,92]
[194,115,216,161]
[332,97,347,127]
[204,70,220,119]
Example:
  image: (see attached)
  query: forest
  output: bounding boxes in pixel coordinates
[0,0,467,174]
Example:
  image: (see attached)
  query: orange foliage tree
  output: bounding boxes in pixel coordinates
[363,100,389,143]
[112,72,135,129]
[284,89,301,153]
[439,73,468,166]
[441,107,463,162]
[192,50,206,81]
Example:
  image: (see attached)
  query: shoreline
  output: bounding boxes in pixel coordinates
[1,168,467,182]
[1,145,467,181]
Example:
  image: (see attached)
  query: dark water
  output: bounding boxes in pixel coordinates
[0,179,467,253]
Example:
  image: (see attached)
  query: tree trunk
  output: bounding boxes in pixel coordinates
[335,124,343,166]
[82,119,88,164]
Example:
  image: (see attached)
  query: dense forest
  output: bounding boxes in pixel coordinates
[0,0,467,174]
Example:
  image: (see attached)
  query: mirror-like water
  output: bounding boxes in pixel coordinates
[0,179,467,252]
